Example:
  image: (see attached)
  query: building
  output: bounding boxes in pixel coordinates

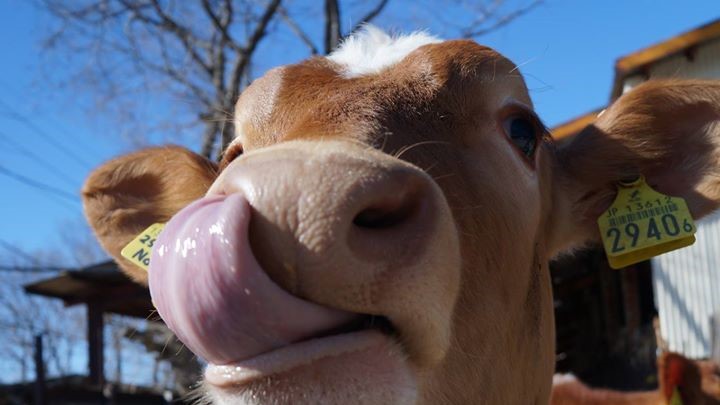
[0,261,184,404]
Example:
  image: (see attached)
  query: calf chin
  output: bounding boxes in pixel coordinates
[206,337,418,405]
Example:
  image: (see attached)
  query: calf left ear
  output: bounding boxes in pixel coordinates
[549,79,720,255]
[82,146,217,283]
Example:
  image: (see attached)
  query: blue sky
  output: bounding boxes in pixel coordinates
[0,0,718,262]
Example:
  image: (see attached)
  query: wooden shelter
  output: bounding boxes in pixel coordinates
[13,260,171,404]
[24,260,153,387]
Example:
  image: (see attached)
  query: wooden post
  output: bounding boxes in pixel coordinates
[599,260,621,344]
[113,328,122,384]
[34,334,46,405]
[87,303,105,387]
[711,312,720,364]
[621,267,641,331]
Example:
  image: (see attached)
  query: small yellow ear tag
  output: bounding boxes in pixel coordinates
[597,176,696,269]
[120,223,166,271]
[670,387,683,405]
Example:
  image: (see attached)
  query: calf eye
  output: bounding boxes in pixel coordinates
[502,112,541,159]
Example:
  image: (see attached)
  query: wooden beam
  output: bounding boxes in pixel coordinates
[551,109,602,141]
[62,283,148,307]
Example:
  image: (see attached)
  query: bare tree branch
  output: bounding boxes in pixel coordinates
[223,0,283,103]
[278,6,318,55]
[124,322,201,393]
[348,0,389,36]
[126,0,214,76]
[461,0,542,38]
[200,0,242,52]
[219,0,282,154]
[39,0,542,160]
[201,120,219,158]
[149,34,215,107]
[239,0,282,66]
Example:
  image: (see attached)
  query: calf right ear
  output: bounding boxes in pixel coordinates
[82,146,218,284]
[548,80,720,256]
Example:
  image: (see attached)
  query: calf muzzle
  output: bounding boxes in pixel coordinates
[149,140,460,368]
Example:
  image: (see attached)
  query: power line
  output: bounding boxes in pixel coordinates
[0,265,64,273]
[0,80,103,158]
[0,131,78,188]
[0,98,92,169]
[0,240,40,265]
[0,163,79,212]
[0,164,79,203]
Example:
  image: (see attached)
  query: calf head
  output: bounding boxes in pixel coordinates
[83,28,720,404]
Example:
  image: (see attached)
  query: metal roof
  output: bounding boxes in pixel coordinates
[552,18,720,137]
[551,108,602,141]
[611,18,720,99]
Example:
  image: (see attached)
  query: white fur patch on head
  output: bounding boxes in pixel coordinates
[327,25,442,78]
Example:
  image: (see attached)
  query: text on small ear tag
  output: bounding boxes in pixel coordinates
[120,223,166,271]
[597,176,696,269]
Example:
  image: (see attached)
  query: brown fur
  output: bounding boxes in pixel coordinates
[82,35,720,404]
[550,81,720,254]
[82,146,217,283]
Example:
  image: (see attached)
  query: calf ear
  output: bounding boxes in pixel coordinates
[549,80,720,255]
[82,146,217,283]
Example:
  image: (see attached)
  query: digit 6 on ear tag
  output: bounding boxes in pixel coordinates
[597,176,696,269]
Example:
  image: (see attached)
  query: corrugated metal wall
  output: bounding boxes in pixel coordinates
[625,37,720,359]
[652,210,720,358]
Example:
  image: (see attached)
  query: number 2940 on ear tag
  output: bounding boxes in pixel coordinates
[597,176,696,269]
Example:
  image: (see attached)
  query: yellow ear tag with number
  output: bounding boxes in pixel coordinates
[597,176,696,269]
[669,387,683,405]
[120,223,166,271]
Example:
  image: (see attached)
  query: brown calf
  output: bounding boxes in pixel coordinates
[82,28,720,404]
[550,352,720,405]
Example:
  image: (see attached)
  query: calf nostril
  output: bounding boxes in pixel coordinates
[353,191,420,230]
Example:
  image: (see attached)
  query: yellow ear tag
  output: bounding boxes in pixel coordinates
[120,223,166,271]
[597,176,696,269]
[670,387,683,405]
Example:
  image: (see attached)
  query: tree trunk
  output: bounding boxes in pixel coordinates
[324,0,341,53]
[200,120,220,159]
[219,118,235,160]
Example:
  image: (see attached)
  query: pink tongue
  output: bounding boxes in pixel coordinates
[148,193,354,365]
